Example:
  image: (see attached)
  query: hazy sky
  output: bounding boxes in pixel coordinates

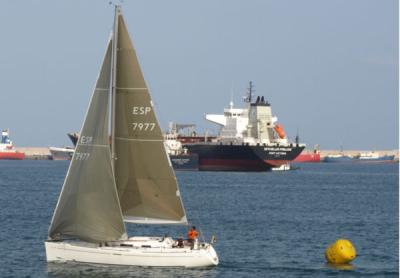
[0,0,398,149]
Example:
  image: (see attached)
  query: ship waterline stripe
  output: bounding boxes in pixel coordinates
[115,137,163,142]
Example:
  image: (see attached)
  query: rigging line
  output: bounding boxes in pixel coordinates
[190,209,207,244]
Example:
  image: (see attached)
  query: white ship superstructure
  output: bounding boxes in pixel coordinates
[206,101,249,139]
[0,129,14,150]
[205,82,293,146]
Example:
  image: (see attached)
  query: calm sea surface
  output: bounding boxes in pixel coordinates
[0,161,398,277]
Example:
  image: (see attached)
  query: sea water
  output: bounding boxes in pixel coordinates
[0,161,398,277]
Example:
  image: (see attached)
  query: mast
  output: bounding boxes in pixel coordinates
[248,81,253,103]
[111,5,120,171]
[244,81,254,104]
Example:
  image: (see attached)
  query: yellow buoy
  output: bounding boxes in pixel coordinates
[325,239,356,264]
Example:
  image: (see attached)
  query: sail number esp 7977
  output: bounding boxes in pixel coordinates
[131,106,155,131]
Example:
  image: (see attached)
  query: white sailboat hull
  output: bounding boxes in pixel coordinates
[45,237,218,268]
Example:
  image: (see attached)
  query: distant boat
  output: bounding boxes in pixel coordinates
[0,129,25,160]
[294,152,321,162]
[356,151,395,163]
[271,163,291,171]
[49,146,74,160]
[293,146,321,163]
[323,154,355,163]
[45,6,218,267]
[164,132,199,171]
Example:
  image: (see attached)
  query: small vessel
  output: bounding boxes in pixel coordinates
[49,146,74,160]
[183,82,305,171]
[271,163,291,171]
[164,123,199,171]
[356,151,395,162]
[0,129,25,160]
[164,137,199,171]
[323,154,355,163]
[45,6,218,268]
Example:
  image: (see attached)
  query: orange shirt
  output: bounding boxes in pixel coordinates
[188,229,199,240]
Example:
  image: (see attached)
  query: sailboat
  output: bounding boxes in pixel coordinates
[45,6,218,268]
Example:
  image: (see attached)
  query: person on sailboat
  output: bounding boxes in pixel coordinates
[175,237,184,248]
[188,226,199,246]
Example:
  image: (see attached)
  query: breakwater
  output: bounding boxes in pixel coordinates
[319,150,399,159]
[15,147,51,160]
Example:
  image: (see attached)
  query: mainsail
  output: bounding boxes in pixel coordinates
[113,9,187,224]
[48,39,127,242]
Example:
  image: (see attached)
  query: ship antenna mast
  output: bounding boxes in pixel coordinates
[244,81,254,104]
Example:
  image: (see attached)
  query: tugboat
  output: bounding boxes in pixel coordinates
[0,129,25,160]
[183,82,305,171]
[164,123,199,171]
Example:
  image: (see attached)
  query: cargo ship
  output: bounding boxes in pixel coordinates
[0,129,25,160]
[183,82,305,171]
[355,151,395,163]
[49,146,74,160]
[49,132,77,160]
[294,152,321,163]
[293,145,321,163]
[323,154,355,163]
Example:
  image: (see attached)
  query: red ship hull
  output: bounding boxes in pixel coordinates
[0,151,25,160]
[293,153,320,162]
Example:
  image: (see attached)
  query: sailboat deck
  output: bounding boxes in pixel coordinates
[49,237,208,253]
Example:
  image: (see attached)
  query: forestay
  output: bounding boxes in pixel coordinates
[113,11,187,224]
[48,39,127,242]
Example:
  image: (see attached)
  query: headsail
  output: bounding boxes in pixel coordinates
[112,9,187,224]
[48,38,127,242]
